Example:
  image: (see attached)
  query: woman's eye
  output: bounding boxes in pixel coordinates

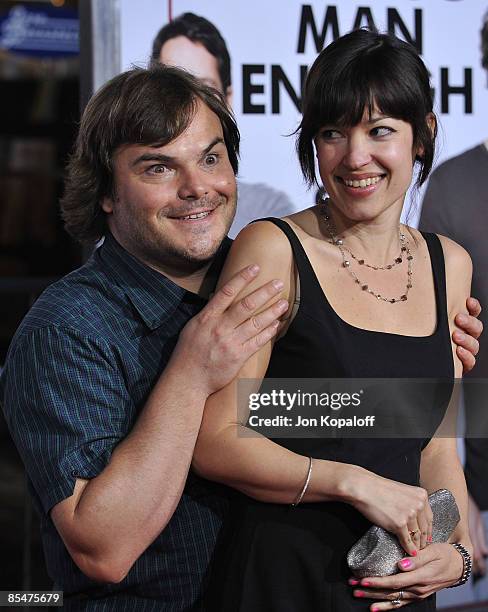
[321,129,342,140]
[371,126,395,137]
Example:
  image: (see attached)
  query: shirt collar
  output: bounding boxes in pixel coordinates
[96,233,231,330]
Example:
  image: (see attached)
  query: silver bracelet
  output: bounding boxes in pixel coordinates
[291,457,313,507]
[448,543,472,588]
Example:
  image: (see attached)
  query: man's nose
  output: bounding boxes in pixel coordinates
[177,168,209,201]
[342,134,373,169]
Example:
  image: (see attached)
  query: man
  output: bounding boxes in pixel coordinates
[0,65,481,610]
[151,12,296,237]
[420,10,488,603]
[0,66,287,610]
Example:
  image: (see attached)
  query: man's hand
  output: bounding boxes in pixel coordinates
[50,264,288,583]
[349,543,465,610]
[173,264,288,395]
[453,297,482,373]
[468,492,488,576]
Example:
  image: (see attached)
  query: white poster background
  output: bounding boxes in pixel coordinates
[119,0,488,220]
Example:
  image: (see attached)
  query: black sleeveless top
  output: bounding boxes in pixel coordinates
[206,219,453,612]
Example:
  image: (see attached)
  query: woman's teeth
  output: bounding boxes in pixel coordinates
[343,176,381,188]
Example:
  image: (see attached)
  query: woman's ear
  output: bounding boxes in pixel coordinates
[426,112,437,137]
[415,112,437,160]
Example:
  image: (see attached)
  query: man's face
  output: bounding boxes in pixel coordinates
[102,101,237,277]
[159,36,232,104]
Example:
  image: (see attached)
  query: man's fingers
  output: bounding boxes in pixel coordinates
[206,265,261,315]
[466,297,482,318]
[455,313,483,341]
[237,298,288,341]
[229,279,285,327]
[454,302,483,374]
[452,330,479,357]
[241,320,281,356]
[456,346,475,373]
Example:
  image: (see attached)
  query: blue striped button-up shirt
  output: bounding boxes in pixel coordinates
[0,233,231,611]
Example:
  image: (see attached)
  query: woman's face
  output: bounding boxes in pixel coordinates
[314,108,418,222]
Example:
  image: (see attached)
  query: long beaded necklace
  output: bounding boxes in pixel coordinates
[321,204,414,304]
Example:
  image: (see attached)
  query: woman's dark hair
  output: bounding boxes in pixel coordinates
[297,29,437,190]
[61,64,239,244]
[150,12,231,93]
[481,11,488,74]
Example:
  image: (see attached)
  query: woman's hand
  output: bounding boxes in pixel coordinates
[348,469,433,555]
[349,542,465,610]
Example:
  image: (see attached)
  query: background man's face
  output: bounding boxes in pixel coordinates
[159,36,232,104]
[102,101,237,276]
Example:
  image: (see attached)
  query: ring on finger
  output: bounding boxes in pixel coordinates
[409,530,419,538]
[390,590,404,606]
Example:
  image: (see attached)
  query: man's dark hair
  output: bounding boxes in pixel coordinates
[150,12,231,92]
[297,29,437,190]
[61,65,239,244]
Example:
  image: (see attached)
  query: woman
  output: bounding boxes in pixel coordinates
[193,30,473,611]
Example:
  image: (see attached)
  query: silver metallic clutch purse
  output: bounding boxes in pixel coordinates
[347,489,460,578]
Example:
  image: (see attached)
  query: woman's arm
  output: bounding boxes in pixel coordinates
[192,220,359,504]
[350,237,474,606]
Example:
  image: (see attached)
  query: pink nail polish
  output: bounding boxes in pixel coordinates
[354,590,364,598]
[361,580,371,587]
[348,578,359,586]
[372,607,380,612]
[410,549,417,557]
[427,535,433,543]
[400,558,412,569]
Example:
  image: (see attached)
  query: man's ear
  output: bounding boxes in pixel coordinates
[416,112,437,159]
[101,197,114,214]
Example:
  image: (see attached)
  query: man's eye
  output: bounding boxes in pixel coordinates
[205,153,219,165]
[147,164,169,174]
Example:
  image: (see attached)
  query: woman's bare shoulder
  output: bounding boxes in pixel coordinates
[218,219,295,297]
[408,226,472,274]
[436,234,472,275]
[230,219,295,265]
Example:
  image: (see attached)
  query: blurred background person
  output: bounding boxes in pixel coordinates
[419,8,488,604]
[151,12,295,238]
